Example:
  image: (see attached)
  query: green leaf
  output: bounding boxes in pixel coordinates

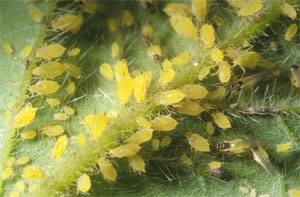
[1,0,299,196]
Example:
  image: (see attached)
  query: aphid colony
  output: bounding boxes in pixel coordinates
[2,0,299,196]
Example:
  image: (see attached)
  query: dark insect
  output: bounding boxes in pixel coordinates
[115,138,123,145]
[216,142,230,150]
[241,106,281,115]
[142,0,156,14]
[211,168,233,181]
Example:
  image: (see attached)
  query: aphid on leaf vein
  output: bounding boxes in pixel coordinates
[36,44,66,60]
[100,63,114,80]
[111,42,119,58]
[133,74,146,103]
[114,60,129,81]
[212,112,231,130]
[63,62,82,79]
[51,14,83,33]
[281,3,297,20]
[198,67,210,81]
[191,0,207,23]
[98,157,117,182]
[159,67,175,86]
[77,173,91,193]
[29,10,41,23]
[13,103,37,129]
[163,3,191,17]
[218,60,231,83]
[217,138,261,154]
[68,47,80,57]
[158,90,185,105]
[40,125,64,137]
[185,132,210,152]
[160,136,172,148]
[276,142,292,152]
[20,45,32,59]
[63,106,75,115]
[141,23,154,41]
[136,116,151,129]
[46,98,60,107]
[21,166,44,180]
[117,76,133,105]
[200,24,215,48]
[171,52,193,66]
[66,81,75,95]
[128,154,146,173]
[210,48,224,63]
[180,84,208,99]
[110,143,141,158]
[87,114,108,139]
[251,145,275,176]
[175,100,204,116]
[54,113,69,120]
[180,154,193,166]
[236,0,263,16]
[170,14,199,41]
[126,128,153,145]
[152,139,160,150]
[51,135,67,161]
[290,65,300,88]
[285,24,298,41]
[151,116,178,132]
[32,61,66,78]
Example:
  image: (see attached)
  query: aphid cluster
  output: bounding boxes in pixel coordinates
[2,0,299,196]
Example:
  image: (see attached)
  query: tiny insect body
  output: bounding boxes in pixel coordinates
[290,65,300,88]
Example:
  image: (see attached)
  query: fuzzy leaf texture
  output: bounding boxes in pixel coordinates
[0,0,300,196]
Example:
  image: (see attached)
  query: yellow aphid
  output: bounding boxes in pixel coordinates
[270,41,278,52]
[100,63,114,80]
[170,14,199,41]
[7,157,16,167]
[133,74,146,103]
[160,136,172,148]
[110,143,141,158]
[218,60,231,83]
[141,23,154,41]
[16,180,25,192]
[285,24,298,41]
[77,173,91,193]
[200,24,215,48]
[9,191,19,197]
[52,14,83,33]
[80,0,99,14]
[180,84,208,99]
[73,134,87,146]
[171,52,193,66]
[276,142,292,152]
[54,113,68,120]
[237,0,263,16]
[207,86,226,100]
[63,106,75,115]
[66,81,75,95]
[151,116,178,132]
[111,42,119,58]
[117,76,133,105]
[291,65,300,88]
[208,161,221,170]
[210,48,224,62]
[147,44,162,62]
[13,103,37,129]
[122,10,134,26]
[40,125,64,137]
[142,71,152,88]
[63,62,82,79]
[15,156,30,166]
[191,0,207,23]
[21,166,44,180]
[32,62,66,78]
[128,154,146,173]
[105,110,118,122]
[158,90,185,105]
[186,133,210,152]
[28,184,38,192]
[152,139,160,150]
[20,45,32,59]
[281,3,296,20]
[86,114,108,139]
[108,18,117,32]
[29,10,41,23]
[114,60,129,81]
[176,100,204,116]
[161,59,173,70]
[126,129,153,145]
[98,157,117,182]
[213,112,231,130]
[159,67,175,86]
[46,98,60,107]
[206,121,214,135]
[230,50,261,69]
[136,117,151,129]
[4,111,10,124]
[68,47,80,57]
[239,186,250,194]
[198,67,210,81]
[2,43,13,54]
[2,168,13,180]
[52,135,67,161]
[36,44,66,60]
[288,189,300,197]
[163,3,191,17]
[180,154,193,166]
